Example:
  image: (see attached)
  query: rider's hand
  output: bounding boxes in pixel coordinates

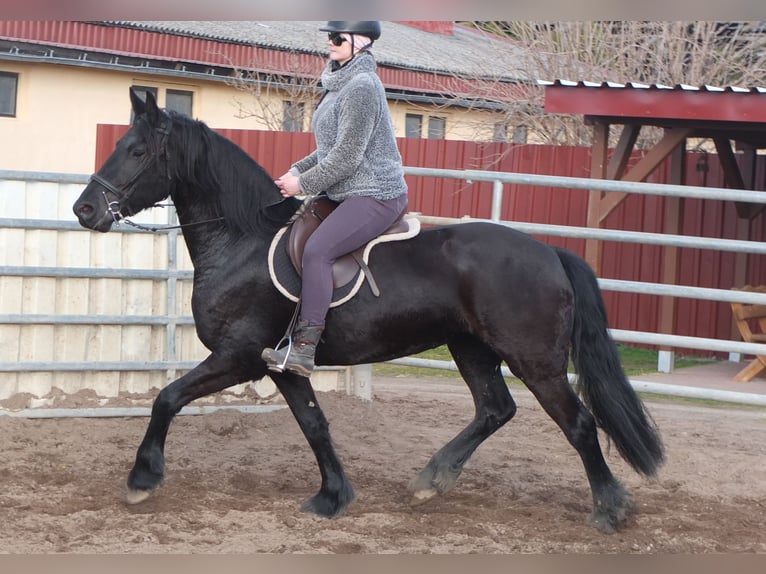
[274,172,301,197]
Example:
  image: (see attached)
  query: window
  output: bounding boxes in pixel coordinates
[427,116,446,139]
[512,124,528,144]
[493,122,508,142]
[405,113,422,138]
[282,100,305,132]
[406,114,445,139]
[129,85,158,122]
[0,72,18,117]
[166,89,193,117]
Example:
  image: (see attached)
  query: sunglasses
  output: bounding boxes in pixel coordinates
[328,32,348,46]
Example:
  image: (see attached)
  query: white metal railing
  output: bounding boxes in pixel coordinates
[384,357,766,407]
[398,165,766,379]
[3,168,766,405]
[405,165,766,377]
[0,170,356,400]
[403,166,766,220]
[415,215,766,255]
[403,164,766,367]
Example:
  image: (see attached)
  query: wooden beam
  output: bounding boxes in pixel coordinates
[712,137,754,297]
[714,137,746,189]
[597,127,692,223]
[606,124,640,180]
[714,137,764,219]
[734,218,751,288]
[659,145,685,344]
[585,121,609,271]
[740,143,756,189]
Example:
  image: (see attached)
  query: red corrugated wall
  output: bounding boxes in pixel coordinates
[95,126,766,355]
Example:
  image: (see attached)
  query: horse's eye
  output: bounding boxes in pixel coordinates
[131,147,146,158]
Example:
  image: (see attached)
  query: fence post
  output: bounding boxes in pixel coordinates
[657,350,675,373]
[491,179,504,221]
[348,364,372,401]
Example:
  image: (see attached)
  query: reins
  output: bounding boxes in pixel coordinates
[120,211,226,233]
[122,197,291,234]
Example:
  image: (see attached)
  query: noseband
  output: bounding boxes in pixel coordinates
[88,115,174,226]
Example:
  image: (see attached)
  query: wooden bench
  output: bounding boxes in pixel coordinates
[730,285,766,382]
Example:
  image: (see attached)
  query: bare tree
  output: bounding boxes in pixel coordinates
[220,23,766,148]
[459,21,766,148]
[223,51,323,132]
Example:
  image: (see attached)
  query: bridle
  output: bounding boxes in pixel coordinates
[87,113,223,233]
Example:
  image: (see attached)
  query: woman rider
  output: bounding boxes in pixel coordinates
[261,21,409,377]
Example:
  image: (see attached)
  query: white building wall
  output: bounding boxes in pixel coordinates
[0,60,503,173]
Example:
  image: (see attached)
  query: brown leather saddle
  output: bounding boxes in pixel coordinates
[286,195,410,297]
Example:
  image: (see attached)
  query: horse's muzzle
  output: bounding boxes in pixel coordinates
[73,196,115,233]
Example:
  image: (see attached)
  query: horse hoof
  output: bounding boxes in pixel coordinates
[587,511,619,534]
[126,488,153,505]
[410,488,438,506]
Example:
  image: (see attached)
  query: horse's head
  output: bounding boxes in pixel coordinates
[73,89,175,232]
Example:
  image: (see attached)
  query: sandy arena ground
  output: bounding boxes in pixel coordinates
[1,375,764,553]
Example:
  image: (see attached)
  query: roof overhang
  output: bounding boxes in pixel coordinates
[544,82,766,123]
[540,80,766,149]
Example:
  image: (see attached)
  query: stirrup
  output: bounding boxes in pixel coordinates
[265,301,302,372]
[264,339,292,373]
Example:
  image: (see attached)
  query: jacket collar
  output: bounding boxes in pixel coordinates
[320,51,377,92]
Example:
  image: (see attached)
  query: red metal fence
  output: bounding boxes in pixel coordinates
[96,126,766,355]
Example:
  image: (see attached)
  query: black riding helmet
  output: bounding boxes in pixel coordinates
[319,21,381,41]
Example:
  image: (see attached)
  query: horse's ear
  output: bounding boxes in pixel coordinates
[129,88,160,127]
[129,87,146,117]
[143,90,161,126]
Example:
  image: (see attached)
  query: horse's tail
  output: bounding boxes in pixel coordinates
[554,247,665,477]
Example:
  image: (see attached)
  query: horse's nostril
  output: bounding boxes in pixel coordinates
[78,204,93,215]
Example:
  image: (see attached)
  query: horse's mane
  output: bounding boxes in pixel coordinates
[164,111,302,238]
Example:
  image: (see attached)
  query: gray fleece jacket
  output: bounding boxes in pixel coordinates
[290,51,408,202]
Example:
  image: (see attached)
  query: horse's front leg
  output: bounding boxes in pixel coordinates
[269,370,355,517]
[126,353,247,504]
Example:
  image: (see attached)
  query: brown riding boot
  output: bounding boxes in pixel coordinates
[261,320,324,377]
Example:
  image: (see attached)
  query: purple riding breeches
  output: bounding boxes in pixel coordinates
[300,193,408,326]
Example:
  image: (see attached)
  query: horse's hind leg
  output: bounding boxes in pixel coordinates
[522,373,631,533]
[268,370,355,518]
[127,353,246,504]
[409,334,516,504]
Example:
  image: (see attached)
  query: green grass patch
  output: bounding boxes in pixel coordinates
[372,343,712,380]
[372,345,462,379]
[614,344,711,376]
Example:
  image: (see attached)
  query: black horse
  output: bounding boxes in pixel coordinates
[73,89,663,533]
